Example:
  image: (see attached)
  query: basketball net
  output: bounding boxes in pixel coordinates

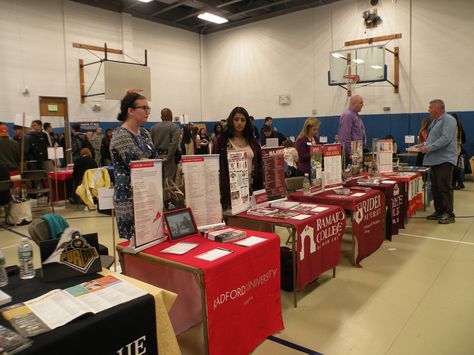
[343,74,360,97]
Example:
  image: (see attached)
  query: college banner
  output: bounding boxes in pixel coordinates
[323,144,343,189]
[262,147,286,201]
[295,207,345,288]
[351,191,386,264]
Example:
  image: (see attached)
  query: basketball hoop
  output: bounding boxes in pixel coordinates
[343,74,360,95]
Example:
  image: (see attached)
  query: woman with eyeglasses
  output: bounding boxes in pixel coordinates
[110,92,157,240]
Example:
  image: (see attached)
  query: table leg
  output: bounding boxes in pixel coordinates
[333,267,336,278]
[196,273,209,355]
[64,180,67,208]
[291,229,297,308]
[350,212,356,265]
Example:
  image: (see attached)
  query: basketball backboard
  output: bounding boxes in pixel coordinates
[328,44,386,85]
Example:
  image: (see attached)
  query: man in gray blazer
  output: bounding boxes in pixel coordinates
[150,108,181,181]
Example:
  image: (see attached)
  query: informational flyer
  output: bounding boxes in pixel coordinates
[350,140,363,166]
[181,155,222,227]
[376,139,393,172]
[130,160,165,251]
[227,150,250,215]
[262,147,286,201]
[323,144,343,189]
[310,145,323,194]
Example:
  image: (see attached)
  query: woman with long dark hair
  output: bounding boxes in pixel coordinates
[100,128,113,166]
[110,92,157,239]
[212,107,262,211]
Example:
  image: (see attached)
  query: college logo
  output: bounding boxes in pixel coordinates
[353,207,364,224]
[60,235,99,273]
[299,225,316,261]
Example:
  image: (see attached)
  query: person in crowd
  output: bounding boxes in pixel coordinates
[283,138,298,177]
[338,95,365,165]
[197,127,210,154]
[211,123,223,142]
[90,126,103,166]
[181,126,195,155]
[43,122,55,146]
[384,134,398,154]
[220,119,227,130]
[212,106,263,211]
[249,116,260,141]
[110,92,157,239]
[150,108,181,181]
[100,129,113,166]
[416,117,431,166]
[295,117,320,176]
[71,148,98,204]
[261,125,287,146]
[71,124,94,162]
[24,119,51,171]
[420,99,457,224]
[452,113,466,190]
[260,116,275,144]
[190,126,200,154]
[0,124,20,173]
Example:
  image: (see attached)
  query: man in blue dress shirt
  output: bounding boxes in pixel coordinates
[420,99,457,224]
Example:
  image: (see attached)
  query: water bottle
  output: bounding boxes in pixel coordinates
[18,238,35,280]
[303,173,311,196]
[0,250,8,287]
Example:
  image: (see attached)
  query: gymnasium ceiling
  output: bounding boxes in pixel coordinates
[71,0,342,34]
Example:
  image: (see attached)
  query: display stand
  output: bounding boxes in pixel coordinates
[262,147,286,201]
[181,155,222,227]
[227,151,250,215]
[98,187,117,271]
[376,139,394,173]
[323,144,343,190]
[124,159,165,253]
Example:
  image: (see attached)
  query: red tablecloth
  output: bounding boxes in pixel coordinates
[380,172,423,217]
[288,189,385,265]
[119,230,283,355]
[345,180,407,240]
[48,169,73,181]
[236,204,345,289]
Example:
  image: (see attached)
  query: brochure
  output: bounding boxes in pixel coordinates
[1,275,147,338]
[160,242,199,255]
[0,325,32,354]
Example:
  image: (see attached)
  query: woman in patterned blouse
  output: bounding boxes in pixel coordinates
[110,92,157,239]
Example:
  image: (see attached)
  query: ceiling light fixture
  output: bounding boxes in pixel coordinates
[353,59,365,64]
[197,12,228,24]
[138,0,154,3]
[370,65,383,69]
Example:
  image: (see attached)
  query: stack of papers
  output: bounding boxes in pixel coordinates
[161,242,199,255]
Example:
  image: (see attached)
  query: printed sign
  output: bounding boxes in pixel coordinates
[323,144,343,189]
[262,147,286,201]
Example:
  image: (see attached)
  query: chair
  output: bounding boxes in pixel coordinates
[285,176,304,194]
[0,180,13,225]
[28,217,114,269]
[20,170,54,213]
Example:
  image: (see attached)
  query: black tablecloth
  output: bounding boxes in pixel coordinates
[0,272,158,355]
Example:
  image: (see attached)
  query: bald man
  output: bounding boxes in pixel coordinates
[338,95,366,164]
[150,108,181,181]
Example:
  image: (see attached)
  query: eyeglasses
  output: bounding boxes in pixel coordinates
[134,105,151,114]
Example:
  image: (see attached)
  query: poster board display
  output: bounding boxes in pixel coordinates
[129,159,165,252]
[262,147,286,201]
[350,140,363,166]
[376,139,394,173]
[323,144,343,189]
[310,145,323,194]
[227,151,250,215]
[181,155,222,227]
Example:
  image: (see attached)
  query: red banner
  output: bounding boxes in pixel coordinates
[296,207,345,288]
[351,192,385,264]
[119,232,283,355]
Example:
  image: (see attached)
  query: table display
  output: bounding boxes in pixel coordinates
[227,203,346,306]
[48,169,73,202]
[0,271,179,355]
[117,230,284,355]
[345,179,407,240]
[380,171,423,217]
[289,188,385,265]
